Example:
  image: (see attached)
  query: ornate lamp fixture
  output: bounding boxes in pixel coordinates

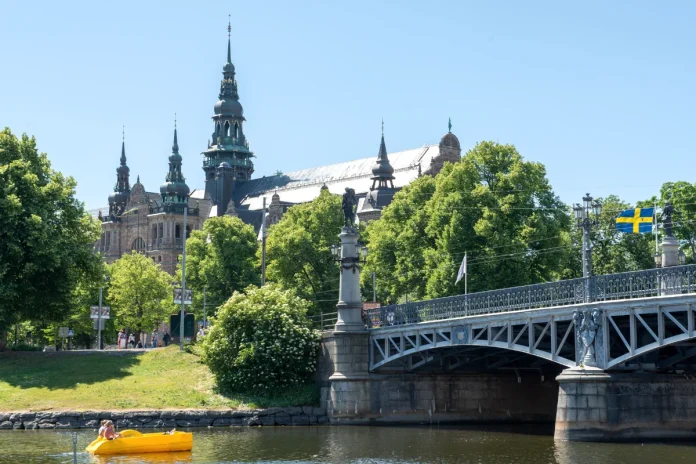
[331,243,368,273]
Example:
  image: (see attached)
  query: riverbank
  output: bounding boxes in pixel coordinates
[0,407,327,430]
[0,346,317,411]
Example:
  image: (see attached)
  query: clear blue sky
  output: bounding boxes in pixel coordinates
[2,1,695,210]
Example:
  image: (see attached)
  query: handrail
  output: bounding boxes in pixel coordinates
[366,264,696,328]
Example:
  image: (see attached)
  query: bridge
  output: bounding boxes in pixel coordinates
[318,225,696,441]
[365,264,696,373]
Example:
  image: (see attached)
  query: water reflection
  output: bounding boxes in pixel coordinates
[1,426,696,464]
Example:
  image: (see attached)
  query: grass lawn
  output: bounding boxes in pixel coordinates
[0,346,317,411]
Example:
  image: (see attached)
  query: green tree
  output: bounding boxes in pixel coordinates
[264,189,343,315]
[108,253,174,337]
[0,128,102,335]
[182,216,260,317]
[561,195,654,278]
[364,141,570,302]
[200,284,320,392]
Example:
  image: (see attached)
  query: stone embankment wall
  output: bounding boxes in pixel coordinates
[0,408,327,430]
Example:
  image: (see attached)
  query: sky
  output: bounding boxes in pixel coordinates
[2,1,695,211]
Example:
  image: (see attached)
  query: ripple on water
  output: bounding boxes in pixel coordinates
[1,426,696,464]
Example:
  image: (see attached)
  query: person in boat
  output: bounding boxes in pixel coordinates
[101,420,122,440]
[98,420,107,438]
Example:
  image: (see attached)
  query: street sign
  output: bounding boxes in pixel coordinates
[68,329,74,337]
[93,319,106,330]
[173,288,193,305]
[90,306,110,319]
[58,327,69,338]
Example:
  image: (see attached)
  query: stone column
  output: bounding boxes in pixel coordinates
[555,369,696,441]
[662,236,679,268]
[334,226,364,332]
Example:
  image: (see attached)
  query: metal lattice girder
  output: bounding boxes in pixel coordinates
[369,294,696,372]
[367,264,696,328]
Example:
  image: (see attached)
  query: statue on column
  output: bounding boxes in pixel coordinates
[662,201,675,238]
[573,309,602,367]
[342,187,357,228]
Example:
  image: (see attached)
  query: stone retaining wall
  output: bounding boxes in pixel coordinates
[0,407,327,430]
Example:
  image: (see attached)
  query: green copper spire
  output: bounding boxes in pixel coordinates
[227,16,232,64]
[448,117,452,133]
[172,114,179,153]
[371,120,395,189]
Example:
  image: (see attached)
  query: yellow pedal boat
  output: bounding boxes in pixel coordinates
[86,429,193,455]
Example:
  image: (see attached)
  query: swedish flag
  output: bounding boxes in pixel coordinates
[616,207,654,234]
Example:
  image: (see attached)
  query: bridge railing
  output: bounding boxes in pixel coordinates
[366,264,696,328]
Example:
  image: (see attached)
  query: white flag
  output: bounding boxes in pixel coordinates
[455,253,467,284]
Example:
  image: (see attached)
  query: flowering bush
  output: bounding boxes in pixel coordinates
[200,284,321,392]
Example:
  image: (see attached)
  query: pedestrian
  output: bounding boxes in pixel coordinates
[163,332,170,347]
[151,330,158,348]
[197,325,205,339]
[118,329,127,349]
[128,333,135,349]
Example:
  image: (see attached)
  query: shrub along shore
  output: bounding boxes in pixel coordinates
[0,346,318,412]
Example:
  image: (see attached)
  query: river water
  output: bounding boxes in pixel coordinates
[1,426,696,464]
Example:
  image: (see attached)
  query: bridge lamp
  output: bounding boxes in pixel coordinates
[679,250,687,266]
[330,244,340,260]
[356,244,368,261]
[654,252,662,268]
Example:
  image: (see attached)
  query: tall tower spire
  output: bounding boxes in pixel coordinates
[161,120,189,206]
[201,19,254,204]
[108,127,131,217]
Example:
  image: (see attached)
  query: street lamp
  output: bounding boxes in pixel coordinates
[331,242,367,273]
[654,252,662,268]
[574,193,603,278]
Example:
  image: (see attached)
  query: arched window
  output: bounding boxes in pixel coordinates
[186,225,191,238]
[224,121,230,137]
[132,237,145,252]
[158,256,162,263]
[234,122,239,138]
[216,122,220,136]
[175,224,181,239]
[151,225,157,243]
[105,231,111,250]
[158,223,164,240]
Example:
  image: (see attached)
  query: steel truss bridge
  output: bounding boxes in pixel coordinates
[366,265,696,373]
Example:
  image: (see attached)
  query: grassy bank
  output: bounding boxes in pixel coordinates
[0,346,317,411]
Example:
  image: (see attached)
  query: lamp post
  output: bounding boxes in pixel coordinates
[573,193,603,279]
[179,201,188,351]
[97,275,110,350]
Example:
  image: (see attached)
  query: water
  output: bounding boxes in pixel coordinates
[1,426,696,463]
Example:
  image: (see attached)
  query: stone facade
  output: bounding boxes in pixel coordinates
[0,408,327,430]
[97,181,209,275]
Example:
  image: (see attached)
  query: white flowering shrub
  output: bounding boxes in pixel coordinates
[200,284,321,392]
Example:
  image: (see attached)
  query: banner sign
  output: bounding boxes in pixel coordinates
[90,306,110,319]
[173,288,193,305]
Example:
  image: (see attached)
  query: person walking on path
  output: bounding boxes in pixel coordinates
[163,332,171,347]
[128,333,135,349]
[118,329,127,349]
[151,330,158,348]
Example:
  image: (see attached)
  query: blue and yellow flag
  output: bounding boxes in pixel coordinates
[616,207,654,234]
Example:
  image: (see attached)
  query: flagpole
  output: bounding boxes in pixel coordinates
[655,201,659,256]
[464,252,468,295]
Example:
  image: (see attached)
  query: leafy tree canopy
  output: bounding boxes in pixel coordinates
[200,284,320,392]
[182,216,260,316]
[108,252,174,335]
[264,189,343,315]
[364,141,570,302]
[0,128,102,331]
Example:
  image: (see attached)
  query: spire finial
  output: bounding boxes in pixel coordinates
[120,126,126,165]
[137,174,140,184]
[226,16,232,64]
[381,118,384,137]
[172,114,179,153]
[448,117,452,133]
